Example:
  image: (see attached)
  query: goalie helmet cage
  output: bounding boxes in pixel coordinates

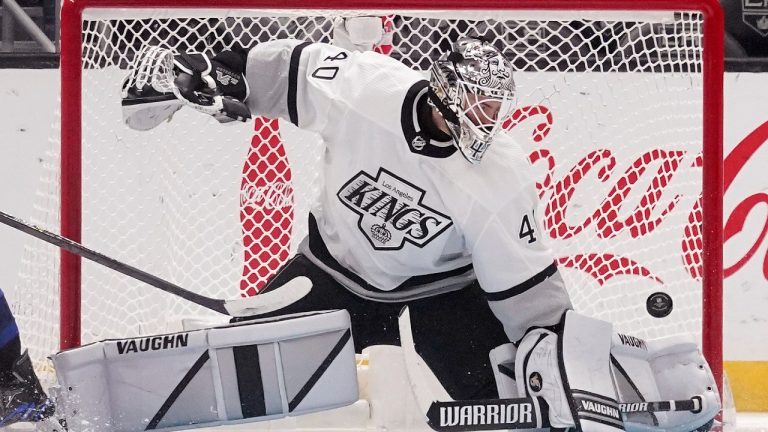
[26,0,720,395]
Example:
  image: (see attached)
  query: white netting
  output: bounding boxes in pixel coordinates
[10,8,712,384]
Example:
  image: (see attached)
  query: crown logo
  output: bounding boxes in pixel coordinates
[758,16,768,30]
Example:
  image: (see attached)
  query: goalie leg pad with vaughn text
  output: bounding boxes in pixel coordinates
[49,310,357,432]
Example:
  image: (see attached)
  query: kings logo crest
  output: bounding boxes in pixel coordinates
[743,0,768,37]
[338,168,453,250]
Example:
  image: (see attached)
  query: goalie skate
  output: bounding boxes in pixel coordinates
[0,351,54,427]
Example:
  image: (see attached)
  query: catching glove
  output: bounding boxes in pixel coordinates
[172,50,252,123]
[121,46,251,130]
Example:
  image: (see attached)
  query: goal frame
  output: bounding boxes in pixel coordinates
[59,0,724,390]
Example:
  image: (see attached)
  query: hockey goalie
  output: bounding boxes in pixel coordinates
[47,18,721,432]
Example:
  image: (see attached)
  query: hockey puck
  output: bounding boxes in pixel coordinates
[646,292,673,318]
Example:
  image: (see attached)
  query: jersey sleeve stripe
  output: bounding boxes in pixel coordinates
[484,262,558,301]
[287,41,311,126]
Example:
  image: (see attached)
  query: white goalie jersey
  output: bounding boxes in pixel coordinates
[245,40,556,307]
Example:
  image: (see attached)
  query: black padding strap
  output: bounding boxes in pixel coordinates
[233,344,266,418]
[484,263,559,302]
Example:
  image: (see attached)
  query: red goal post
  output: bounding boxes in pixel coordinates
[50,0,723,392]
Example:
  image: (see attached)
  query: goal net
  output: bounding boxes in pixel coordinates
[10,1,723,391]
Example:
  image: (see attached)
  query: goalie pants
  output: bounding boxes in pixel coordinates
[240,253,510,400]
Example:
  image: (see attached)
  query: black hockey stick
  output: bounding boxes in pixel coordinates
[426,395,704,431]
[0,210,310,317]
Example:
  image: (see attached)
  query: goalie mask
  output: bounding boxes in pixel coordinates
[429,38,516,164]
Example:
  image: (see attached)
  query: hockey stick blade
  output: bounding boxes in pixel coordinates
[426,396,705,431]
[0,210,301,317]
[223,276,312,316]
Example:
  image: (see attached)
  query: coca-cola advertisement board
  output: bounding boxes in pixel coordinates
[722,73,768,360]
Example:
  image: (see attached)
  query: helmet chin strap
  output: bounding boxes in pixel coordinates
[427,88,490,164]
[427,88,459,125]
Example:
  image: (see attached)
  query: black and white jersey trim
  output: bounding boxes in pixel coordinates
[288,41,312,126]
[304,213,475,302]
[484,262,558,302]
[400,81,457,159]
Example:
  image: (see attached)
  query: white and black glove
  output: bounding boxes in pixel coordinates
[121,45,184,131]
[121,46,251,130]
[172,50,252,123]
